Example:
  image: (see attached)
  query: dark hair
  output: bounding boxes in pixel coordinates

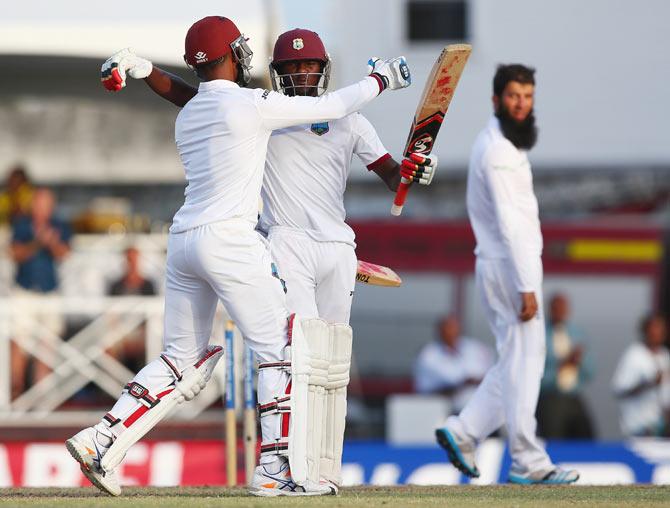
[493,64,536,97]
[640,312,666,337]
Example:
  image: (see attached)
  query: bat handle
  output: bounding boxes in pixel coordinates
[391,177,412,216]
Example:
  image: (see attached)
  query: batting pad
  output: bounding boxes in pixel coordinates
[100,345,223,472]
[287,317,329,485]
[320,323,353,485]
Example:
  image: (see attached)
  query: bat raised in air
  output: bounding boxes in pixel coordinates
[391,44,472,216]
[356,260,402,287]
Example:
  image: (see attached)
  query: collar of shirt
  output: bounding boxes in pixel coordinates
[198,79,240,92]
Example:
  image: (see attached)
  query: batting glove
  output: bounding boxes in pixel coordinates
[400,153,438,185]
[367,56,411,92]
[101,48,153,92]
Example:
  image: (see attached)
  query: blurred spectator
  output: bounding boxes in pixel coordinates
[0,164,33,225]
[108,247,156,296]
[537,293,595,438]
[414,315,494,415]
[106,247,156,372]
[612,313,670,437]
[9,188,71,398]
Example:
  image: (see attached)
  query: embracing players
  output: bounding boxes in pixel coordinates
[66,16,412,497]
[98,27,438,494]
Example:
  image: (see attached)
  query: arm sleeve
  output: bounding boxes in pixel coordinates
[612,348,643,394]
[352,113,390,170]
[255,77,380,131]
[481,146,537,292]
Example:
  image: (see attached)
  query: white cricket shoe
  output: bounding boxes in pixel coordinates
[65,426,121,496]
[435,416,480,478]
[249,459,335,497]
[320,478,339,495]
[508,466,580,485]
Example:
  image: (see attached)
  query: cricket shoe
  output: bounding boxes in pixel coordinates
[65,426,121,496]
[508,466,580,485]
[435,417,480,478]
[249,459,335,497]
[320,478,339,495]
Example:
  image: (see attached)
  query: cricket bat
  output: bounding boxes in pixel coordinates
[356,260,402,287]
[391,44,472,216]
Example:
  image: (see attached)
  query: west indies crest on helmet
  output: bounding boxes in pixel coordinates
[184,16,253,86]
[269,28,331,96]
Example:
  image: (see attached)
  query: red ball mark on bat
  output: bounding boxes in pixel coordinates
[359,261,385,275]
[437,76,452,87]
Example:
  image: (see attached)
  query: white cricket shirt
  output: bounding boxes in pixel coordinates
[258,113,389,246]
[466,116,543,292]
[170,77,381,233]
[612,342,670,436]
[413,337,494,412]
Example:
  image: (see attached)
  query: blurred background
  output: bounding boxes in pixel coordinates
[1,0,669,487]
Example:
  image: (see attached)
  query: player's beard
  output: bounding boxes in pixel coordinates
[495,105,538,150]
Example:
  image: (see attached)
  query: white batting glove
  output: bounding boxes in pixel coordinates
[101,48,153,92]
[367,56,411,91]
[400,153,438,185]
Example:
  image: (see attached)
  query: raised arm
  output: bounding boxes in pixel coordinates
[257,56,411,131]
[144,68,197,107]
[101,48,197,107]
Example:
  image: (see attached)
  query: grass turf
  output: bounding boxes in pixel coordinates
[0,486,669,508]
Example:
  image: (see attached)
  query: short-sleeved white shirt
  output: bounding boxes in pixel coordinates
[170,78,380,234]
[612,342,670,436]
[259,112,388,247]
[413,337,495,412]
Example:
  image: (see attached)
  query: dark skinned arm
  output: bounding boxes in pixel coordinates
[143,67,198,107]
[371,157,402,191]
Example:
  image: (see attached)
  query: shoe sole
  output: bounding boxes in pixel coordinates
[65,439,120,496]
[249,486,335,497]
[508,473,580,485]
[435,428,480,479]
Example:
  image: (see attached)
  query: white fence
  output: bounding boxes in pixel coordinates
[0,295,243,426]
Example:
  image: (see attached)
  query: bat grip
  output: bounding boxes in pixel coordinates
[391,177,412,216]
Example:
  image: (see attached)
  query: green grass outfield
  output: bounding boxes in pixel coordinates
[1,486,669,508]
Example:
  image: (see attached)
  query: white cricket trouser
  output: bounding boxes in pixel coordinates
[268,228,357,324]
[105,220,289,448]
[453,256,552,474]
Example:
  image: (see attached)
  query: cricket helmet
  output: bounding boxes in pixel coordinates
[184,16,253,86]
[269,28,331,96]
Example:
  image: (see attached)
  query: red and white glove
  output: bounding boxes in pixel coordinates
[101,48,153,92]
[400,153,438,185]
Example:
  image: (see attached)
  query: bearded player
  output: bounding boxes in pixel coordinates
[98,29,436,493]
[66,16,411,497]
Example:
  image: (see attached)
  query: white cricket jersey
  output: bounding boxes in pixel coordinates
[466,116,543,292]
[413,337,494,412]
[170,77,381,233]
[258,113,389,246]
[612,342,670,436]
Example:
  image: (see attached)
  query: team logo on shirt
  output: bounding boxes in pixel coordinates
[311,122,329,136]
[293,38,304,50]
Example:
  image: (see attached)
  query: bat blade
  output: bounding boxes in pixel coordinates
[391,44,471,216]
[356,260,402,287]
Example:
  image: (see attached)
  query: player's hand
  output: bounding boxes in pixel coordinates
[401,153,438,185]
[519,292,538,322]
[101,48,153,92]
[367,56,411,91]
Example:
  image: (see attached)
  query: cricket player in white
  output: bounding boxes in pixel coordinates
[65,16,411,497]
[110,28,437,493]
[435,64,579,484]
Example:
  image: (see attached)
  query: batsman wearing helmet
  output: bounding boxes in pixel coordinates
[91,27,433,495]
[66,16,411,497]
